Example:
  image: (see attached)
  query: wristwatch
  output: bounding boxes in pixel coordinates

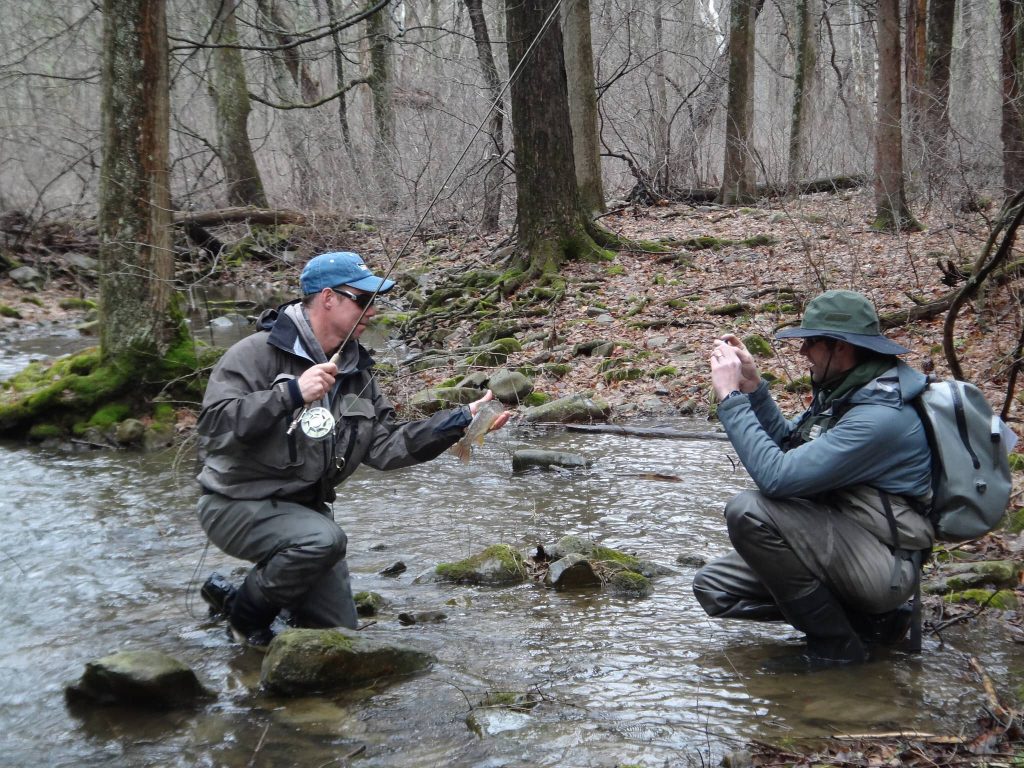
[720,390,744,404]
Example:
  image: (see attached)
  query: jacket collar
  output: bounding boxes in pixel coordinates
[261,300,375,372]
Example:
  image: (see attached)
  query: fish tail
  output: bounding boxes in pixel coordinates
[449,440,471,463]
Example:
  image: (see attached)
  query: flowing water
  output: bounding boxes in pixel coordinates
[1,324,1021,768]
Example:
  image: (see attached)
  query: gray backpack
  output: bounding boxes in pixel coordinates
[912,377,1014,541]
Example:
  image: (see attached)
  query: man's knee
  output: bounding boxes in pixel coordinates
[692,563,731,617]
[724,490,771,540]
[299,519,347,565]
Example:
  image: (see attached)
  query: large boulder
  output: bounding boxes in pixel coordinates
[521,394,610,424]
[261,628,434,696]
[64,650,210,710]
[487,369,533,404]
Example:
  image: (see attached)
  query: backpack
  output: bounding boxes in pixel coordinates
[911,377,1015,542]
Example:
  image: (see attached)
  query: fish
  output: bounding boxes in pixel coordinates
[449,400,505,463]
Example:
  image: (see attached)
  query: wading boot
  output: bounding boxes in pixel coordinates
[778,585,867,666]
[850,602,914,647]
[228,572,280,653]
[200,572,237,618]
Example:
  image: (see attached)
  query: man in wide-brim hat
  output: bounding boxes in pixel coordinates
[693,290,934,665]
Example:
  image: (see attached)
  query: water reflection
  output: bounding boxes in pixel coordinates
[0,420,1015,767]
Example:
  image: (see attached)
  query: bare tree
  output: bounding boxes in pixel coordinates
[98,0,177,362]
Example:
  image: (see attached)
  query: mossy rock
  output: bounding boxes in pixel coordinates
[27,422,63,441]
[409,387,481,414]
[654,366,677,377]
[261,628,434,696]
[603,368,644,383]
[743,334,772,357]
[785,376,811,393]
[434,545,527,586]
[943,589,1018,610]
[523,391,550,407]
[0,304,22,319]
[1004,507,1024,534]
[707,302,751,316]
[59,298,98,311]
[542,363,571,378]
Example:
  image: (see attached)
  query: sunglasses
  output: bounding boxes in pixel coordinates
[331,287,375,309]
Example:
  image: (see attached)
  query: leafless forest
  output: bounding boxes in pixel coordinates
[0,0,1014,230]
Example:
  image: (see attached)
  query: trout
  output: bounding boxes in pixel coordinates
[449,400,505,463]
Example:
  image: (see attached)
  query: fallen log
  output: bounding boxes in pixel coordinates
[548,423,730,440]
[172,207,307,227]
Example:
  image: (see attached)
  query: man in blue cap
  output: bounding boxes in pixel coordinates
[693,290,934,665]
[196,252,508,650]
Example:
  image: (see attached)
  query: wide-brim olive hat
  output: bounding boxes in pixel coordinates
[775,289,911,355]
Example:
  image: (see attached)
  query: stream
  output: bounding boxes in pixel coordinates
[0,321,1020,768]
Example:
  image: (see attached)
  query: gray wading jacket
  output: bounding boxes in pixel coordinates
[717,360,935,550]
[196,303,471,503]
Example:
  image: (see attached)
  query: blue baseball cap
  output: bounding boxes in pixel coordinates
[299,252,395,295]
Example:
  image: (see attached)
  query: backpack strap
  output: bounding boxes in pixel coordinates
[879,490,903,591]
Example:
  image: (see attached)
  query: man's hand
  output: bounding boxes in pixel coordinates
[468,390,512,432]
[715,334,762,393]
[297,362,338,404]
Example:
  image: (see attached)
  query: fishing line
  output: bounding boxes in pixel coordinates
[287,0,566,436]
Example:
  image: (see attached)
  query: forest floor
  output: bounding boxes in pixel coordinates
[2,188,1024,764]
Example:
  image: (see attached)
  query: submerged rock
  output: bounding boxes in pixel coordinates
[64,649,210,710]
[544,553,602,590]
[511,449,591,472]
[354,591,385,616]
[261,628,434,696]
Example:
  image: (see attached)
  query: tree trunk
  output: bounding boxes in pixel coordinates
[367,3,397,211]
[873,0,919,230]
[904,0,927,118]
[924,0,955,167]
[561,0,606,216]
[787,0,817,193]
[506,0,607,277]
[719,0,757,205]
[326,0,354,154]
[651,6,671,194]
[465,0,505,232]
[98,0,176,362]
[1001,0,1024,193]
[207,0,268,208]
